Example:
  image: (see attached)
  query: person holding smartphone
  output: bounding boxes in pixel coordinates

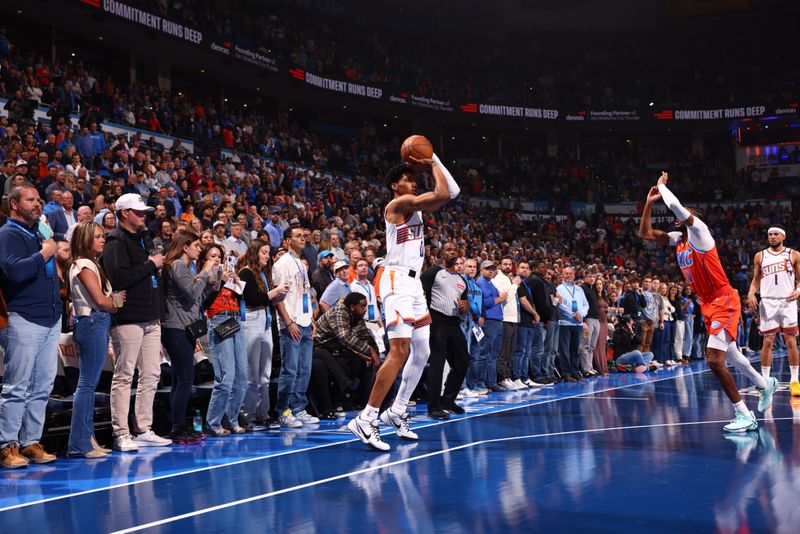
[237,239,290,426]
[202,243,248,436]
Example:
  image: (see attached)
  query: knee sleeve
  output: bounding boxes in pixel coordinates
[392,337,431,414]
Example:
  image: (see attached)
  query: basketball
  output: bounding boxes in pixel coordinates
[400,135,434,169]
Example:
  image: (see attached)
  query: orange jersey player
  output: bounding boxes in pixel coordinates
[638,172,777,434]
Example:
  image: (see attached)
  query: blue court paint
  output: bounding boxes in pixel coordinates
[1,355,796,533]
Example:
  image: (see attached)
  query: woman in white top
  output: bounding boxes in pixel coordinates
[67,222,125,459]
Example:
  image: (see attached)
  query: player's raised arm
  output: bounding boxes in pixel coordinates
[638,186,671,246]
[656,172,715,250]
[393,154,457,214]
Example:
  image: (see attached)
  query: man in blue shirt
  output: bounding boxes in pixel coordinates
[319,261,351,313]
[0,185,61,468]
[556,266,589,381]
[462,258,486,393]
[264,208,284,250]
[476,260,508,391]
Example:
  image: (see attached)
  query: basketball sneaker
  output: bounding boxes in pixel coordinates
[348,416,390,451]
[723,410,758,433]
[790,381,800,397]
[757,377,779,412]
[380,409,418,440]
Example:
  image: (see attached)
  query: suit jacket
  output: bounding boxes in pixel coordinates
[47,207,69,240]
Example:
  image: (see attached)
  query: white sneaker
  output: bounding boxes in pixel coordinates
[459,388,479,398]
[134,430,172,447]
[513,379,529,389]
[279,409,303,428]
[524,379,545,387]
[380,409,418,440]
[113,433,139,452]
[500,378,519,390]
[347,416,391,451]
[723,410,758,433]
[295,410,320,424]
[471,387,489,395]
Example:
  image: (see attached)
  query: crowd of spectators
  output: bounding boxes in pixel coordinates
[0,23,794,468]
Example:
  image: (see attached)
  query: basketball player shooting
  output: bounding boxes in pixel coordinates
[638,172,778,433]
[347,138,460,451]
[747,227,800,397]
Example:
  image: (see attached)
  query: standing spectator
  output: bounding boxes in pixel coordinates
[300,228,319,274]
[640,278,658,352]
[461,258,486,394]
[272,227,318,428]
[527,263,551,385]
[477,260,505,391]
[202,243,248,436]
[420,242,470,419]
[311,250,335,298]
[493,257,521,390]
[513,260,540,388]
[682,286,696,360]
[263,208,283,249]
[579,272,600,377]
[67,221,123,458]
[319,260,351,313]
[161,232,215,444]
[102,193,172,451]
[671,285,688,363]
[65,205,93,242]
[0,185,60,468]
[556,266,589,382]
[45,190,69,240]
[350,258,384,352]
[592,277,610,376]
[238,239,290,426]
[541,267,561,384]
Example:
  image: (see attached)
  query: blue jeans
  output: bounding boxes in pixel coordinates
[277,324,313,414]
[68,311,111,454]
[480,319,503,387]
[682,315,694,356]
[0,312,60,448]
[466,323,486,389]
[558,325,583,379]
[543,321,559,378]
[529,323,545,379]
[617,350,654,367]
[513,326,534,380]
[206,314,247,429]
[242,308,274,422]
[161,327,196,431]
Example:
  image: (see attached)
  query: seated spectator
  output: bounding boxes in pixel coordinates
[312,292,381,418]
[612,315,654,372]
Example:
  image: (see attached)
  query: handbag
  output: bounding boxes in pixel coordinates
[185,319,208,341]
[213,316,240,340]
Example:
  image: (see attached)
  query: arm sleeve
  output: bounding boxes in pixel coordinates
[578,288,590,317]
[432,153,460,199]
[658,183,715,251]
[556,287,572,320]
[329,309,373,355]
[658,183,691,221]
[480,280,497,312]
[420,267,438,306]
[0,232,45,283]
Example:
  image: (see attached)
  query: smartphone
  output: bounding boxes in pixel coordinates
[226,255,238,271]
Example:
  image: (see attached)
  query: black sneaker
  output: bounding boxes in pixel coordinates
[427,409,451,420]
[441,401,465,415]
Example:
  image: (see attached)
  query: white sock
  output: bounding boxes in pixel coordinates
[761,365,771,380]
[733,400,750,415]
[360,404,379,422]
[791,365,799,383]
[727,343,767,389]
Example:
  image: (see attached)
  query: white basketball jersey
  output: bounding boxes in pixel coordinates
[384,208,425,273]
[760,247,795,299]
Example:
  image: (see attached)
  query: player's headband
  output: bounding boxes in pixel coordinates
[768,227,786,237]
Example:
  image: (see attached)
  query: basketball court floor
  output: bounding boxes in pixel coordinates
[1,354,796,533]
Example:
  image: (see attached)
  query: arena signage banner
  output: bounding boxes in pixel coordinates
[95,0,203,44]
[459,103,559,120]
[653,106,767,120]
[289,69,383,99]
[210,41,279,73]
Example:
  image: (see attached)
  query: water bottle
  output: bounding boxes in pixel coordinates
[193,410,203,433]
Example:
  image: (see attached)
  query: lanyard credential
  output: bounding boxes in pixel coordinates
[288,253,310,314]
[260,271,272,327]
[140,238,159,288]
[356,280,375,320]
[7,219,56,279]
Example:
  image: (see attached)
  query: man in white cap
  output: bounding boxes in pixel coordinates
[102,193,172,451]
[748,226,800,397]
[319,260,352,314]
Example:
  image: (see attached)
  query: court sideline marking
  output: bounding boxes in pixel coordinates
[0,356,777,513]
[112,415,795,534]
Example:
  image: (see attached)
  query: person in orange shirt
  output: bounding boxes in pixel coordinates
[639,172,778,433]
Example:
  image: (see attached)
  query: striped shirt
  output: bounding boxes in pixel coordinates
[420,265,468,318]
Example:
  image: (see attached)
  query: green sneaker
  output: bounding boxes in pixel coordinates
[757,377,779,412]
[723,410,758,433]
